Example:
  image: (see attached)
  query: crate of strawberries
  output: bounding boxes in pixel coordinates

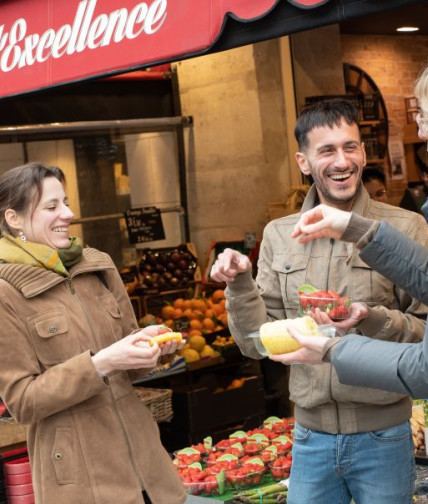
[174,417,295,498]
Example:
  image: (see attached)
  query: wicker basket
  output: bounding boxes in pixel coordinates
[134,387,173,423]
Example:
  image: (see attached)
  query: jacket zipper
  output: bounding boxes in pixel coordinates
[326,239,341,433]
[66,278,145,489]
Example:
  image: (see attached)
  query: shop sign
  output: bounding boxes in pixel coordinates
[0,0,329,99]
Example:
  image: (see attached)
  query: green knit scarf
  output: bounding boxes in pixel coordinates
[0,233,83,277]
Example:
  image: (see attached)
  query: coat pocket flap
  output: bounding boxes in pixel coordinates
[100,293,122,319]
[350,254,371,269]
[271,253,309,274]
[36,315,68,338]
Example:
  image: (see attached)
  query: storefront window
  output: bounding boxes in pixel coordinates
[0,119,188,268]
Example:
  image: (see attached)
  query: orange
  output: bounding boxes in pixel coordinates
[218,313,228,326]
[214,325,224,332]
[188,329,203,337]
[188,309,204,321]
[173,298,185,310]
[212,289,225,302]
[183,308,193,319]
[227,378,244,390]
[182,299,192,310]
[191,298,207,312]
[164,318,174,329]
[212,303,224,316]
[172,308,184,319]
[202,318,216,331]
[161,305,175,319]
[189,319,203,331]
[205,309,215,319]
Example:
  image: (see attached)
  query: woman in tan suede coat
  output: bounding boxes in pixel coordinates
[0,163,187,504]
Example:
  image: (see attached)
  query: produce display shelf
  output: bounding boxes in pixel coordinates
[185,473,286,503]
[133,356,228,384]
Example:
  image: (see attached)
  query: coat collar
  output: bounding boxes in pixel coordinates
[0,248,115,298]
[301,183,371,216]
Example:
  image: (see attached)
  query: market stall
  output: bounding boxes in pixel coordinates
[0,1,427,503]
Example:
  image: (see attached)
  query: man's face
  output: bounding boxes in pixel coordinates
[295,119,366,210]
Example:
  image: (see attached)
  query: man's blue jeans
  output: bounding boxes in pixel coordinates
[288,421,415,504]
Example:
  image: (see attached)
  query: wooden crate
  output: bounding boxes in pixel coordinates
[134,387,173,423]
[0,420,26,449]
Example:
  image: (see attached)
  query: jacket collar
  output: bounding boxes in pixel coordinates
[0,248,114,298]
[301,183,370,216]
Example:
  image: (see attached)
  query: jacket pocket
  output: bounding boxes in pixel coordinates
[288,364,315,407]
[350,255,392,306]
[271,254,310,310]
[51,427,76,484]
[98,293,124,343]
[28,309,78,365]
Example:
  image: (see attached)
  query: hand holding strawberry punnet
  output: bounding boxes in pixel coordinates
[309,302,369,330]
[291,204,352,244]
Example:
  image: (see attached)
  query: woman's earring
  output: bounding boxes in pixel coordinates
[18,229,27,242]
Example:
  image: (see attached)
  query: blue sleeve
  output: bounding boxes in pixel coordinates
[359,221,428,305]
[333,327,428,398]
[331,220,428,397]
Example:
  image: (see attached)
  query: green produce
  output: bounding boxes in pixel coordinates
[234,481,287,503]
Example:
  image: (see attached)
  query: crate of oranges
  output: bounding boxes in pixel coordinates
[139,289,229,365]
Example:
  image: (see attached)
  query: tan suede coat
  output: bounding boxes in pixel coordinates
[0,248,186,504]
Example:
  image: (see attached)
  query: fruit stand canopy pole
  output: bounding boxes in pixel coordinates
[0,116,193,136]
[0,0,422,100]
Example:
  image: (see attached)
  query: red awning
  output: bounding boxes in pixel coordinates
[0,0,422,99]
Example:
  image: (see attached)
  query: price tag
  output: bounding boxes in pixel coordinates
[174,317,190,332]
[124,207,165,244]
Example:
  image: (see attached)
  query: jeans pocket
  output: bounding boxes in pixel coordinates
[369,421,411,443]
[293,423,312,443]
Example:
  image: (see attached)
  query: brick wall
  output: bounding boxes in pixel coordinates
[341,34,428,138]
[341,35,428,204]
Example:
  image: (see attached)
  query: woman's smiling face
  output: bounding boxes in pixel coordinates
[20,177,75,249]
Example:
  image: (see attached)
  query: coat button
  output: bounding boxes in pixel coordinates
[54,453,63,460]
[49,325,57,334]
[284,263,291,270]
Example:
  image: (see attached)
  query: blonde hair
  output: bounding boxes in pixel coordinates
[415,65,428,110]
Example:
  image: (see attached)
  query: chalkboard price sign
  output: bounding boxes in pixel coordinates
[174,317,190,332]
[124,207,165,245]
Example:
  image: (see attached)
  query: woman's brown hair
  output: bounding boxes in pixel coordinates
[0,162,66,235]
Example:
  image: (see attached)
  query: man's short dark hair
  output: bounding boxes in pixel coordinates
[362,167,386,186]
[294,99,360,151]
